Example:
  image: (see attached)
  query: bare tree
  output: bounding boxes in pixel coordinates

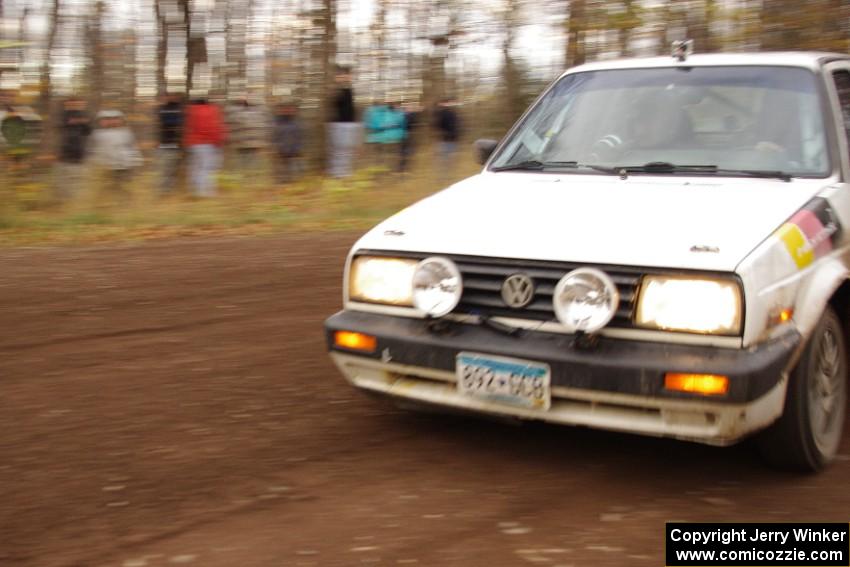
[372,0,386,89]
[318,0,336,169]
[37,0,60,153]
[565,0,586,68]
[226,0,253,96]
[178,0,204,94]
[759,0,807,50]
[39,0,60,114]
[17,7,28,74]
[502,0,525,123]
[421,0,463,114]
[674,0,719,53]
[87,1,105,112]
[615,0,639,57]
[155,0,167,96]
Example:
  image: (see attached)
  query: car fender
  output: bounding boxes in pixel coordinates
[793,258,849,343]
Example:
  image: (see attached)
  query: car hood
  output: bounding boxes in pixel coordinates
[355,172,831,272]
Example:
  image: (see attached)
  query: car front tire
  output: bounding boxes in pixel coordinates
[757,306,847,472]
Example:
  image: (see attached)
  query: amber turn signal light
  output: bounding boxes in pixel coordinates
[767,306,795,329]
[334,331,377,353]
[664,373,729,396]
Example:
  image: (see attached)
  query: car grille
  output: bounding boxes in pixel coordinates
[355,250,646,330]
[449,255,642,329]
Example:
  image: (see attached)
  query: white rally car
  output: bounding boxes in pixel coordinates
[325,50,850,471]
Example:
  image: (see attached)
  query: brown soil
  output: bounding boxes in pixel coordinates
[1,234,847,567]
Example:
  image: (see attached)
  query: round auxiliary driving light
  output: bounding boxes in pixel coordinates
[412,257,463,317]
[553,268,619,333]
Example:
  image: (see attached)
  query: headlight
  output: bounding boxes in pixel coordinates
[636,276,742,335]
[553,268,619,333]
[349,256,416,305]
[412,257,462,317]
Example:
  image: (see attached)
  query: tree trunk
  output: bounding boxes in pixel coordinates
[225,0,251,96]
[617,27,628,58]
[17,8,28,44]
[0,0,4,85]
[243,0,254,91]
[759,0,801,50]
[38,0,60,154]
[565,0,585,69]
[655,1,672,55]
[618,0,636,57]
[39,0,59,115]
[503,0,523,124]
[685,0,716,53]
[704,0,719,52]
[178,0,193,94]
[124,30,137,115]
[374,0,386,91]
[819,0,847,51]
[88,1,105,113]
[17,8,28,77]
[317,0,336,170]
[155,0,167,96]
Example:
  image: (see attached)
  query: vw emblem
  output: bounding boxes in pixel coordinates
[501,273,535,309]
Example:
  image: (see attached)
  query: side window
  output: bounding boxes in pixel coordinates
[832,70,850,146]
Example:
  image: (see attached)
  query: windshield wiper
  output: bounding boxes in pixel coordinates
[615,162,792,182]
[577,163,620,175]
[711,168,793,182]
[491,160,578,172]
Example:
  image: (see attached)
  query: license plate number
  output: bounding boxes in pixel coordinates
[456,352,551,410]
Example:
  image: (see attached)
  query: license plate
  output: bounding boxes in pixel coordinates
[456,352,551,410]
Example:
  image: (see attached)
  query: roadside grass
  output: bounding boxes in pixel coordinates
[0,148,480,246]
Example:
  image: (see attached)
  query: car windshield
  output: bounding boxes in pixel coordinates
[489,65,830,178]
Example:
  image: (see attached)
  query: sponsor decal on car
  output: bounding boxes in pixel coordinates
[776,198,841,269]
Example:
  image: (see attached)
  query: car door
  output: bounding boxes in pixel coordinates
[819,60,850,244]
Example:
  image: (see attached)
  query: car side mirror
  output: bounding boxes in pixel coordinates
[474,139,499,165]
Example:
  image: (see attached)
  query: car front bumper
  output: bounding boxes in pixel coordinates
[324,310,802,445]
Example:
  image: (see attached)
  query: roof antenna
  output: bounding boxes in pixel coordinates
[672,39,694,62]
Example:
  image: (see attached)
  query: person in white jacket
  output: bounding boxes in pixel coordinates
[89,110,142,203]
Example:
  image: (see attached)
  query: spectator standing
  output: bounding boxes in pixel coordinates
[0,90,40,199]
[272,102,303,184]
[434,97,461,180]
[88,110,142,205]
[0,92,22,156]
[364,100,405,171]
[327,67,361,178]
[183,97,226,198]
[0,89,13,116]
[55,97,91,202]
[0,90,11,193]
[383,102,406,172]
[228,95,267,183]
[1,95,40,163]
[364,100,388,167]
[156,93,183,196]
[399,102,420,173]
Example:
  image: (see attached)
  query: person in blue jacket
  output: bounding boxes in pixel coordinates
[364,99,406,171]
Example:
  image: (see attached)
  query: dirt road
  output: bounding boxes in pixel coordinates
[1,234,848,567]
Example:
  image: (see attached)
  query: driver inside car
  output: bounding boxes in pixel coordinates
[589,96,697,163]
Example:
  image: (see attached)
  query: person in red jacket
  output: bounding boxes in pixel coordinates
[183,97,226,197]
